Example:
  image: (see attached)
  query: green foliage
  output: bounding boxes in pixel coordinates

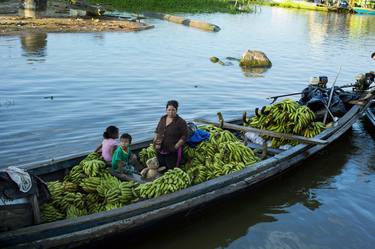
[88,0,242,13]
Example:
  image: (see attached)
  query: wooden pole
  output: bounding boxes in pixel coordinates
[194,119,328,145]
[29,194,41,225]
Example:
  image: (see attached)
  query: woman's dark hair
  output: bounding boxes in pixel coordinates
[372,52,375,58]
[103,126,119,139]
[166,100,179,110]
[120,133,132,144]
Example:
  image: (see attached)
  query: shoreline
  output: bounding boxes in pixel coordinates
[0,16,154,35]
[0,0,154,35]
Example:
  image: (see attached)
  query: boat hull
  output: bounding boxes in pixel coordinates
[0,95,373,249]
[365,100,375,126]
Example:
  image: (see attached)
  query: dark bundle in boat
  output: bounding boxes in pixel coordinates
[299,72,375,120]
[0,73,374,249]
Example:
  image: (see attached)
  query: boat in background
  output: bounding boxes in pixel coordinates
[352,7,375,14]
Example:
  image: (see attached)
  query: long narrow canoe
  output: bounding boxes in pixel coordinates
[352,7,375,15]
[365,100,375,126]
[0,93,373,249]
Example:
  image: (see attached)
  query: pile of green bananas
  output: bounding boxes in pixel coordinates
[80,177,101,193]
[40,203,65,223]
[41,152,139,223]
[96,175,137,207]
[135,168,191,198]
[245,99,325,147]
[82,159,106,177]
[183,125,260,185]
[66,205,88,219]
[138,144,156,165]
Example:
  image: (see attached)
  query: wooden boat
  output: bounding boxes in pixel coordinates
[352,7,375,15]
[0,91,374,249]
[365,100,375,126]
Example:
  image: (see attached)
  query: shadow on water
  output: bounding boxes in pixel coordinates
[20,32,47,62]
[79,130,356,249]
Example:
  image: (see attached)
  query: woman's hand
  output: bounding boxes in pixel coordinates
[155,144,161,150]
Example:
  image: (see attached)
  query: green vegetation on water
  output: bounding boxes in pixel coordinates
[87,0,251,13]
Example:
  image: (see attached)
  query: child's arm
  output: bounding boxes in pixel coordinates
[109,145,117,158]
[117,161,124,173]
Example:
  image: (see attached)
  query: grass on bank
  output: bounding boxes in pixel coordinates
[255,0,330,11]
[88,0,246,13]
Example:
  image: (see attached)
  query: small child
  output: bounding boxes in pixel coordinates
[112,133,139,175]
[95,126,119,164]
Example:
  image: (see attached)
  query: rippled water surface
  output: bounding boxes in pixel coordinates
[1,6,375,249]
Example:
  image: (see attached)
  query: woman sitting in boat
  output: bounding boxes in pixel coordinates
[95,125,119,165]
[153,100,188,171]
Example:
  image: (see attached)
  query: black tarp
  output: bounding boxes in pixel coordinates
[298,86,360,118]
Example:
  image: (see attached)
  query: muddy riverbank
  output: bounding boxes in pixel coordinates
[0,0,153,35]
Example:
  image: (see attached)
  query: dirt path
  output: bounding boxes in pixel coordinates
[0,0,154,35]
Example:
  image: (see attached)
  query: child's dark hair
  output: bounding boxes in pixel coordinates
[372,52,375,58]
[120,133,132,144]
[103,126,119,139]
[166,100,179,110]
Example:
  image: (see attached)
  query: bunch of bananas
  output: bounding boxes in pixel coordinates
[66,205,88,219]
[60,192,85,211]
[119,181,137,204]
[138,144,156,165]
[63,164,84,183]
[40,203,65,223]
[303,122,326,138]
[84,152,101,161]
[80,177,101,193]
[209,129,238,145]
[82,159,106,177]
[181,126,259,184]
[84,192,107,214]
[63,181,78,192]
[245,99,325,147]
[218,141,259,165]
[135,168,191,199]
[186,164,208,184]
[96,175,137,207]
[47,181,64,198]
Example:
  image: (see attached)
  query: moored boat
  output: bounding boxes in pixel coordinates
[352,7,375,14]
[0,88,374,249]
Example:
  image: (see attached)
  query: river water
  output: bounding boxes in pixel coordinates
[1,6,375,249]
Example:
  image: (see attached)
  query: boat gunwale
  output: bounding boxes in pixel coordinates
[365,100,375,126]
[0,97,373,247]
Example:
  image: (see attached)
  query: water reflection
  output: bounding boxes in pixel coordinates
[20,32,47,62]
[307,11,375,46]
[241,67,269,78]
